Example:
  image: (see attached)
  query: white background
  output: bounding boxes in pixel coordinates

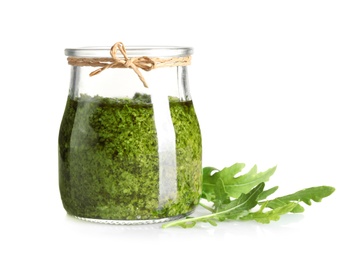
[1,0,361,259]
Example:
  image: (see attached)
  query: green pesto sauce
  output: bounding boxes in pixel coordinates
[58,93,202,220]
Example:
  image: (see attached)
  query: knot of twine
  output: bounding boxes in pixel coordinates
[90,42,154,88]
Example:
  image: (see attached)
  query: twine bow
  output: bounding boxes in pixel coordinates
[89,42,155,88]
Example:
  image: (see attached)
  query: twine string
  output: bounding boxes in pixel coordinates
[67,42,192,88]
[89,42,154,88]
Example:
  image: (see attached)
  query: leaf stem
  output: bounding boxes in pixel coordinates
[199,202,214,212]
[162,207,231,228]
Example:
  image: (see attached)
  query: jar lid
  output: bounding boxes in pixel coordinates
[65,46,193,58]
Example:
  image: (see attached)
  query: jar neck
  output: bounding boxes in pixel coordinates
[68,65,192,101]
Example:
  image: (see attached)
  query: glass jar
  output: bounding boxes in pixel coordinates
[59,43,202,224]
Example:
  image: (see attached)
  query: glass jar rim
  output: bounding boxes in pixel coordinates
[64,46,193,58]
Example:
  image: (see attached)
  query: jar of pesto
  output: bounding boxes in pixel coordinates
[59,42,202,224]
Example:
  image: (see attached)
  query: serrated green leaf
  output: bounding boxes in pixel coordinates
[214,178,231,210]
[258,186,279,200]
[201,166,220,201]
[275,186,335,205]
[163,162,336,229]
[162,183,265,228]
[206,219,218,226]
[263,198,305,213]
[202,163,276,199]
[260,186,335,213]
[202,163,244,200]
[217,182,265,214]
[240,202,298,224]
[265,186,335,208]
[179,221,196,228]
[203,166,219,176]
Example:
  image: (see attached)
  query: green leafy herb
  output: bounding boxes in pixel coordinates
[261,186,336,213]
[162,163,335,228]
[202,163,276,200]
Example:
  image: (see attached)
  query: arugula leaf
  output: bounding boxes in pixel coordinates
[261,186,335,213]
[258,186,279,200]
[202,163,276,200]
[216,182,265,216]
[162,162,335,229]
[271,186,335,205]
[213,178,231,209]
[162,183,265,228]
[262,198,305,213]
[240,202,298,224]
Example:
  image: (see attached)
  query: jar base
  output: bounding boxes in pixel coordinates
[72,211,193,225]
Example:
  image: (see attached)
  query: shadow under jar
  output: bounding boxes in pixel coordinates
[59,44,202,224]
